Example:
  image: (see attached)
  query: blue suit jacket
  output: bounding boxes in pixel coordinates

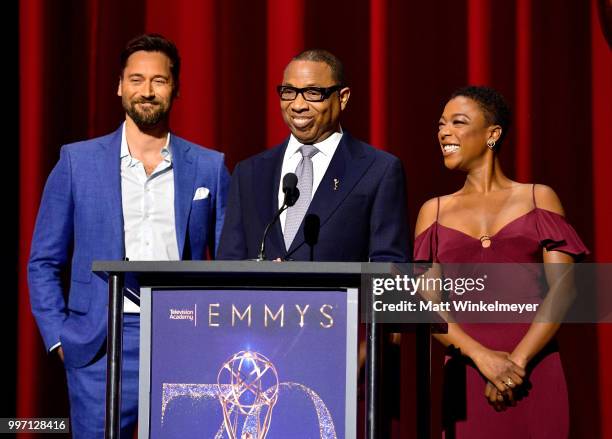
[28,125,230,368]
[217,133,410,262]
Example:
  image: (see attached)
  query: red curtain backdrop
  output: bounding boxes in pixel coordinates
[17,0,612,437]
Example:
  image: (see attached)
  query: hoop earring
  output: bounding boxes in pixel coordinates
[487,139,496,150]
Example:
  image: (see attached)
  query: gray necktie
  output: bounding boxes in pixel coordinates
[284,144,319,250]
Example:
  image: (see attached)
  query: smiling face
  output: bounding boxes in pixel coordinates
[117,50,175,128]
[280,60,350,144]
[437,96,501,171]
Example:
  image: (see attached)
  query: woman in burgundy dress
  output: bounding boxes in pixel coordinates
[414,86,587,438]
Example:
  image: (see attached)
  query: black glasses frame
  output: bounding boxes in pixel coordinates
[276,85,344,102]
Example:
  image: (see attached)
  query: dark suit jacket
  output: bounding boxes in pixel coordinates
[217,132,410,262]
[28,125,230,367]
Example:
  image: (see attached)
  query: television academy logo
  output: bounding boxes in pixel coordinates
[169,305,197,326]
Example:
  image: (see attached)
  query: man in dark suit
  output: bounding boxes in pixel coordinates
[218,49,409,262]
[28,34,229,438]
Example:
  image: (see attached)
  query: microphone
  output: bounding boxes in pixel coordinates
[282,172,299,207]
[257,173,300,261]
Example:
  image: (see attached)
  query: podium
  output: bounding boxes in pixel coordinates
[93,261,430,439]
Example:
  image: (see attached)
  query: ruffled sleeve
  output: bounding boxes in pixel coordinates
[535,208,589,258]
[413,223,436,262]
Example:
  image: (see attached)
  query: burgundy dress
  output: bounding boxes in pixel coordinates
[414,188,588,438]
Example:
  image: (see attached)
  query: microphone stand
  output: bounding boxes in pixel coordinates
[256,202,290,261]
[256,173,298,261]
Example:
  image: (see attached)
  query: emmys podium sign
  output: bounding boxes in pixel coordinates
[139,288,358,439]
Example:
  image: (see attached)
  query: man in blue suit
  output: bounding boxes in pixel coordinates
[28,34,229,437]
[218,49,409,262]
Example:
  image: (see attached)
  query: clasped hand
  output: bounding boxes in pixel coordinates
[472,348,526,411]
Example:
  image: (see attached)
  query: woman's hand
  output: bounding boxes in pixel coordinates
[508,353,527,369]
[485,380,522,411]
[485,381,511,411]
[475,348,526,411]
[471,346,526,393]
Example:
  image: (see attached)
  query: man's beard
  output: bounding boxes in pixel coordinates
[124,98,171,128]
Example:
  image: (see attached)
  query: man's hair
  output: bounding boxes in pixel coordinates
[120,33,181,92]
[291,49,345,85]
[450,85,512,148]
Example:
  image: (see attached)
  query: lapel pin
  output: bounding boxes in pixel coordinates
[333,178,339,191]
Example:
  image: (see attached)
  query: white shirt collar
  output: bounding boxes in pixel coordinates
[120,122,172,165]
[286,127,344,159]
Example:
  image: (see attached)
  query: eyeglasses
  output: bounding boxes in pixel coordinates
[276,85,343,102]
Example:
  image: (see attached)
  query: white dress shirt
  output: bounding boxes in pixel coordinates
[121,123,179,312]
[278,130,343,232]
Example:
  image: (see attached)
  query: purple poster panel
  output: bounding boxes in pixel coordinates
[148,288,350,439]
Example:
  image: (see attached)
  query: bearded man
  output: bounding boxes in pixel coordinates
[27,33,229,438]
